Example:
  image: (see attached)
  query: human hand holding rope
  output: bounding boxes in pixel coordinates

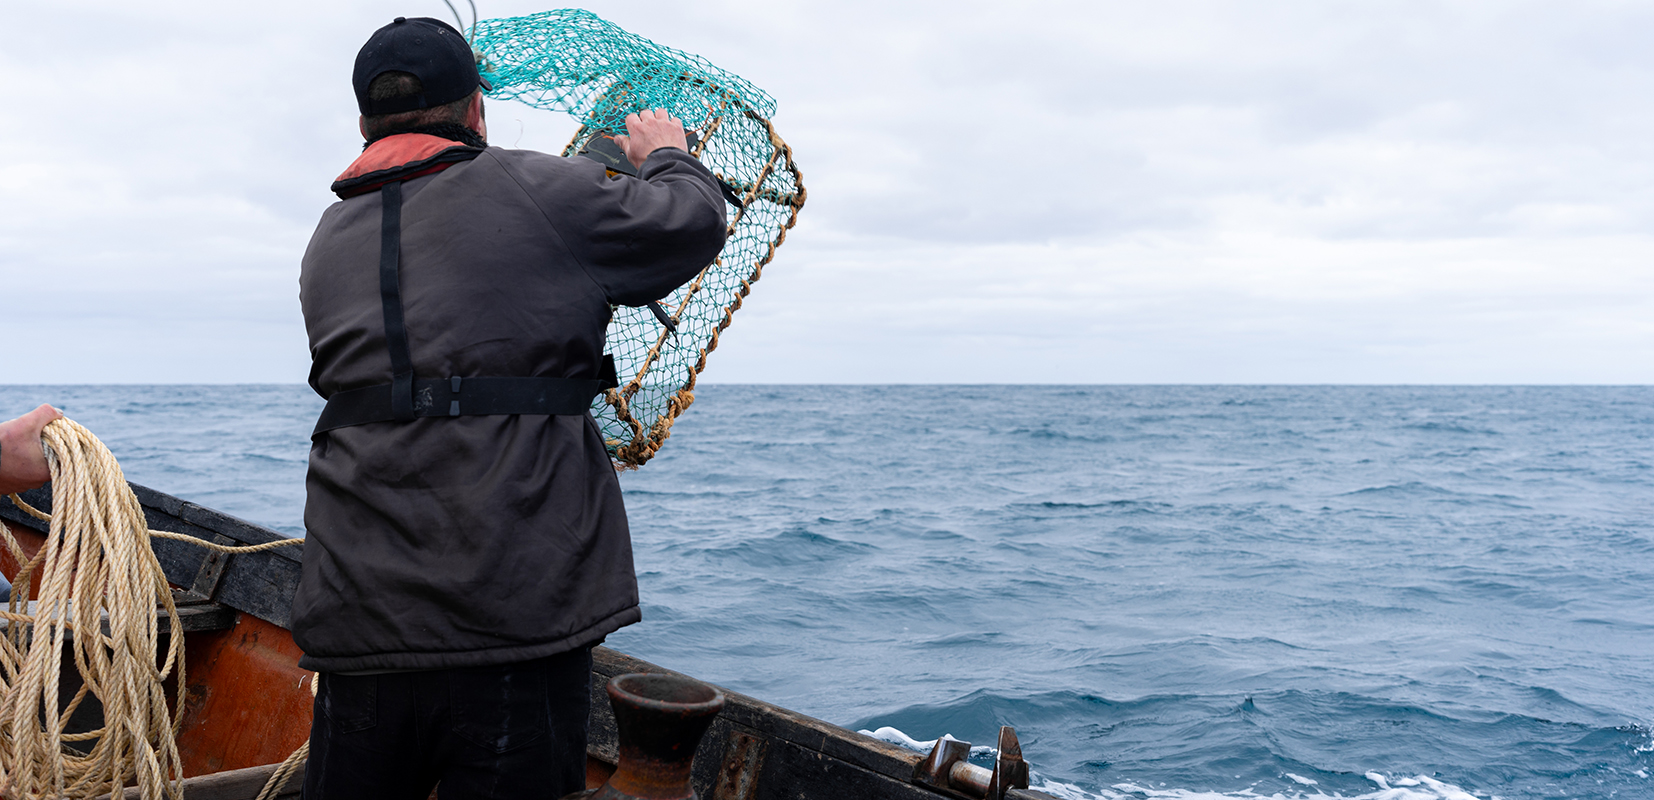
[0,405,62,496]
[613,108,690,170]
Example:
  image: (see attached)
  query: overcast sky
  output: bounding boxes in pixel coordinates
[4,0,1654,384]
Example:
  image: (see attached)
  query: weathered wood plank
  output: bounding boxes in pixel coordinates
[748,737,947,800]
[0,492,48,535]
[128,484,304,629]
[0,484,304,628]
[170,603,238,634]
[210,551,303,630]
[0,601,236,638]
[98,761,303,800]
[590,647,939,799]
[129,485,296,550]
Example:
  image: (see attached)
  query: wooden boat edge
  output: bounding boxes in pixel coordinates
[0,484,1058,800]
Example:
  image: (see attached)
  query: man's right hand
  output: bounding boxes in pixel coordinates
[613,109,691,170]
[0,404,62,496]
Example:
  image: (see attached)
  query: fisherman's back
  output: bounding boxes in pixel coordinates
[296,140,723,673]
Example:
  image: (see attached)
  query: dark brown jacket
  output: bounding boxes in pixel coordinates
[294,135,725,672]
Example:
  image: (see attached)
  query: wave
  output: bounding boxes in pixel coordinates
[1332,482,1530,508]
[681,527,878,569]
[1400,421,1502,436]
[862,724,1505,800]
[850,689,1653,800]
[1009,500,1175,515]
[1002,425,1122,444]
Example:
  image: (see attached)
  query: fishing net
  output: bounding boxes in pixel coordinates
[471,9,806,468]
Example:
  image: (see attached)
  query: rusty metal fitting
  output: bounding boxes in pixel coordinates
[912,726,1030,800]
[568,672,726,800]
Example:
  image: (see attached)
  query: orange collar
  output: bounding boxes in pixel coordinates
[331,134,484,199]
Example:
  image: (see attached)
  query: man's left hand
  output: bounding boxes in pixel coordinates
[613,109,690,170]
[0,404,62,495]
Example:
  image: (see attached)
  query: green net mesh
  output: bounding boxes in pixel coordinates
[471,9,806,468]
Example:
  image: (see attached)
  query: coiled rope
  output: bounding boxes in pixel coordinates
[0,418,304,800]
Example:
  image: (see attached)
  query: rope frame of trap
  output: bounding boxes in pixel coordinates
[0,419,305,800]
[472,9,808,469]
[575,111,807,467]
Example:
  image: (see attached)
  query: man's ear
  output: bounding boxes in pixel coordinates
[466,92,488,142]
[359,115,368,141]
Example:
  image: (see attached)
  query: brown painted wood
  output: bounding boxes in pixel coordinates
[0,517,46,600]
[97,762,303,800]
[586,754,618,789]
[174,614,313,778]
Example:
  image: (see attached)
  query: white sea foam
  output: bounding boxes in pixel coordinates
[858,727,997,757]
[1065,773,1492,800]
[860,726,935,751]
[860,726,1495,800]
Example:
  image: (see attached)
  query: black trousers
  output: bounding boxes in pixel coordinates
[302,648,592,800]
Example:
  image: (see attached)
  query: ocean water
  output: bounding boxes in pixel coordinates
[1,385,1650,800]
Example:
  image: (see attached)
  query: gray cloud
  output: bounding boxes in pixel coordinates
[3,0,1654,384]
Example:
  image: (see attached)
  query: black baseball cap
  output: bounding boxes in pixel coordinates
[352,17,492,115]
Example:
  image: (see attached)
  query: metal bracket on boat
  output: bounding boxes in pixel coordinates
[913,726,1029,800]
[174,533,236,604]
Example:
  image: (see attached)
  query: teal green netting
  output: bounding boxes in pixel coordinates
[471,9,806,468]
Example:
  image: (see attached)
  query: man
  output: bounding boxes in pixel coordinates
[0,404,62,496]
[294,16,726,799]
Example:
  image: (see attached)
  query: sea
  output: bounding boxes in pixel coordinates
[1,384,1650,800]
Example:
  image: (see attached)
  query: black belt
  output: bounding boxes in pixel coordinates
[313,369,615,436]
[312,178,617,438]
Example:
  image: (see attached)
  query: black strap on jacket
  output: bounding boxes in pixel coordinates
[379,181,416,423]
[313,178,617,438]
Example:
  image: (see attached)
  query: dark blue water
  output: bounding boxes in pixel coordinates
[2,385,1650,800]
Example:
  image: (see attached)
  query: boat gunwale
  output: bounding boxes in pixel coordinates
[0,483,304,628]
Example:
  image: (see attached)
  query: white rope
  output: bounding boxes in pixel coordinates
[0,418,304,800]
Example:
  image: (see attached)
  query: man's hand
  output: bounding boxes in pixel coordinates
[0,404,62,496]
[613,109,690,170]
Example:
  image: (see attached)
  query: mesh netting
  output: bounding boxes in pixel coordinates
[471,9,806,468]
